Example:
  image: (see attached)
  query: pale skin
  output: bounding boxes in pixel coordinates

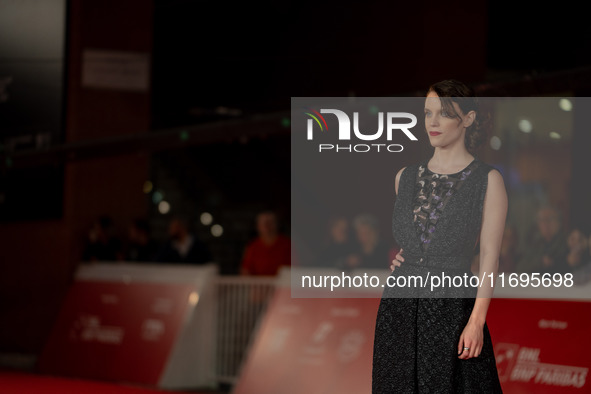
[390,91,508,360]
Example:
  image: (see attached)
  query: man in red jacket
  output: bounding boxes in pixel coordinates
[241,211,291,276]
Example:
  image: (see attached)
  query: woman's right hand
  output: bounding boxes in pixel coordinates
[390,248,404,272]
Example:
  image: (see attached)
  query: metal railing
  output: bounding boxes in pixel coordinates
[214,276,277,384]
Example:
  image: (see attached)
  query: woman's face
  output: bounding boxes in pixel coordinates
[567,229,587,249]
[424,91,473,149]
[330,218,348,243]
[355,223,377,246]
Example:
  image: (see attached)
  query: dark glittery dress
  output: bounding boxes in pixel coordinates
[372,157,503,393]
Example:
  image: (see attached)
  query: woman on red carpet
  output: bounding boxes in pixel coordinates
[372,80,507,393]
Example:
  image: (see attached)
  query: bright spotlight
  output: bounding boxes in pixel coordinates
[158,200,171,214]
[200,212,213,226]
[559,99,572,112]
[518,119,532,133]
[152,191,164,204]
[490,136,502,150]
[211,224,223,237]
[143,181,153,194]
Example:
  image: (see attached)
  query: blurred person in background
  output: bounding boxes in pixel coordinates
[515,205,569,274]
[566,228,590,270]
[572,233,591,285]
[157,217,212,264]
[315,215,355,268]
[82,215,123,262]
[125,218,159,262]
[346,214,392,270]
[498,223,520,273]
[240,210,291,276]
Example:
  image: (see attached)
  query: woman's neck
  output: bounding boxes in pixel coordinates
[430,144,474,172]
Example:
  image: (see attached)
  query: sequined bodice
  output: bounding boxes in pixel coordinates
[412,159,477,251]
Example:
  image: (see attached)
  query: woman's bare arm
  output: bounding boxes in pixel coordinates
[458,169,507,359]
[390,167,407,271]
[471,169,507,315]
[394,166,406,196]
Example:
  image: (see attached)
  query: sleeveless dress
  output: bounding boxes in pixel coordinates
[372,157,503,393]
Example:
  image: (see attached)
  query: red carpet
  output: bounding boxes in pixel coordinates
[0,372,209,394]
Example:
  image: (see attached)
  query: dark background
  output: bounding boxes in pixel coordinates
[1,0,591,356]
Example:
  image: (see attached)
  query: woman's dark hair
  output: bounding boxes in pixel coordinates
[427,79,489,151]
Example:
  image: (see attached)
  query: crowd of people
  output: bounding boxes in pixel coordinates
[82,215,213,265]
[313,213,397,271]
[312,205,591,284]
[81,211,292,276]
[82,205,591,283]
[473,205,591,283]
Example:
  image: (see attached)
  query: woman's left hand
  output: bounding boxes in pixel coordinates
[457,321,484,360]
